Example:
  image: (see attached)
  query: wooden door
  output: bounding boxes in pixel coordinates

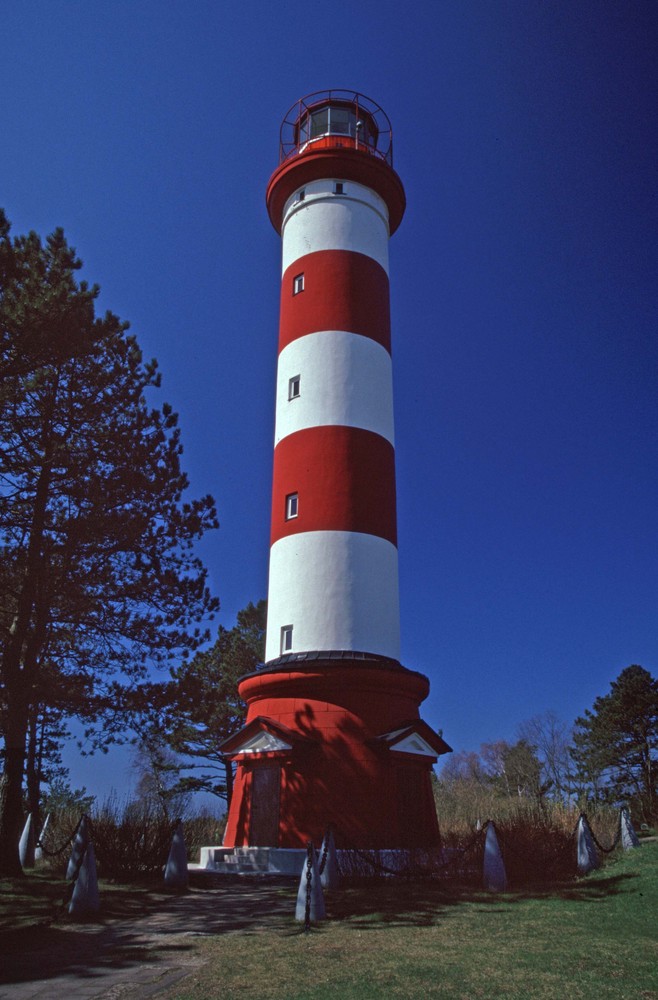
[397,766,427,847]
[249,763,281,846]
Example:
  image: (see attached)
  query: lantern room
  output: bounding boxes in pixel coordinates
[267,90,404,236]
[278,90,392,164]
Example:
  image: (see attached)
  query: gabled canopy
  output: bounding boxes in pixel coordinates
[375,720,452,759]
[219,716,315,758]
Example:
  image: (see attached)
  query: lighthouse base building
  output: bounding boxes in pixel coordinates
[221,656,449,852]
[216,92,451,865]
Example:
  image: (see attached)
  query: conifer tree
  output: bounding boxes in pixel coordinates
[135,600,266,804]
[0,212,218,873]
[572,665,658,822]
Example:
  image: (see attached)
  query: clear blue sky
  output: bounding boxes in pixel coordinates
[3,1,657,800]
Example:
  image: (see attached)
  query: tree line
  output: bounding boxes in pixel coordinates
[435,665,658,826]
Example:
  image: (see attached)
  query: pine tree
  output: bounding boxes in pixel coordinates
[0,212,218,873]
[135,600,266,804]
[572,665,658,822]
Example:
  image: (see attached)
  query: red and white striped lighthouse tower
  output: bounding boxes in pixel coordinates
[222,92,450,854]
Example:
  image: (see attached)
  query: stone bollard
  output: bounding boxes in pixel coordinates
[576,815,599,874]
[35,813,51,861]
[19,813,36,869]
[69,842,100,918]
[319,826,340,891]
[483,822,507,892]
[164,820,189,890]
[620,808,641,850]
[296,842,326,925]
[66,815,91,880]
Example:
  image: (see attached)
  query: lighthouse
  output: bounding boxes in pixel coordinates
[221,91,450,857]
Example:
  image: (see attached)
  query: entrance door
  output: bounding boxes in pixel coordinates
[249,763,281,846]
[397,766,427,847]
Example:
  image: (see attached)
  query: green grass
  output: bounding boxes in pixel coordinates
[167,844,658,1000]
[0,869,168,932]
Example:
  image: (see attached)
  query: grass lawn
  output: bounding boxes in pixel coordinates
[0,869,169,933]
[167,842,658,1000]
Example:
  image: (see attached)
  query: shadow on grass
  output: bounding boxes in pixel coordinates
[0,867,644,982]
[310,871,642,930]
[0,880,294,987]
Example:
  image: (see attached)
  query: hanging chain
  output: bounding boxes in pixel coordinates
[318,824,332,876]
[304,840,313,933]
[36,813,86,858]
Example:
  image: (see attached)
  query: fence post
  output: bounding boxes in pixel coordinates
[69,842,100,918]
[35,813,50,861]
[620,808,641,850]
[483,822,507,892]
[66,815,90,880]
[19,813,36,869]
[319,825,340,890]
[296,841,326,926]
[164,819,189,890]
[576,815,599,873]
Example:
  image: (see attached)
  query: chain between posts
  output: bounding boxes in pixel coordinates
[36,813,87,858]
[333,826,485,878]
[581,813,622,855]
[491,818,577,870]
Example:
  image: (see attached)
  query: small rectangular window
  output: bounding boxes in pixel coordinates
[288,375,301,400]
[281,625,293,654]
[285,492,298,520]
[293,273,304,295]
[298,189,305,201]
[334,182,344,195]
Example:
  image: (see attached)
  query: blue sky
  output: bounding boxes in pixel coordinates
[3,1,657,800]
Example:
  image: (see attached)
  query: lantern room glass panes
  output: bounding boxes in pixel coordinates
[331,107,351,134]
[298,105,377,147]
[310,108,328,138]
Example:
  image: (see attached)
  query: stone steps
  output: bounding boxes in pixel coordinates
[195,846,307,876]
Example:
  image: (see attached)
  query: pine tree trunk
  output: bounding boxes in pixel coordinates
[0,724,28,876]
[25,709,42,835]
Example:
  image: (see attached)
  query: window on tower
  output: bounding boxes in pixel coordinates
[293,273,304,295]
[288,375,301,400]
[285,492,298,520]
[333,182,344,195]
[280,625,293,654]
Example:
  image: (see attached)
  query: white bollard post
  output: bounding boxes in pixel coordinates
[296,842,326,924]
[69,842,100,917]
[319,826,340,891]
[66,815,91,880]
[483,822,508,892]
[19,813,36,869]
[620,808,641,850]
[35,813,51,861]
[576,815,599,874]
[164,820,189,889]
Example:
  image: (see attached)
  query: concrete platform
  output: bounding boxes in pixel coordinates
[193,846,307,876]
[192,845,445,877]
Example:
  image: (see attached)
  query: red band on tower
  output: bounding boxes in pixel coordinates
[279,250,391,353]
[270,425,397,545]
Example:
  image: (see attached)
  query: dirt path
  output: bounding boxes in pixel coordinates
[0,879,295,999]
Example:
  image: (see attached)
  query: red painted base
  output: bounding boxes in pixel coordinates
[222,661,443,850]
